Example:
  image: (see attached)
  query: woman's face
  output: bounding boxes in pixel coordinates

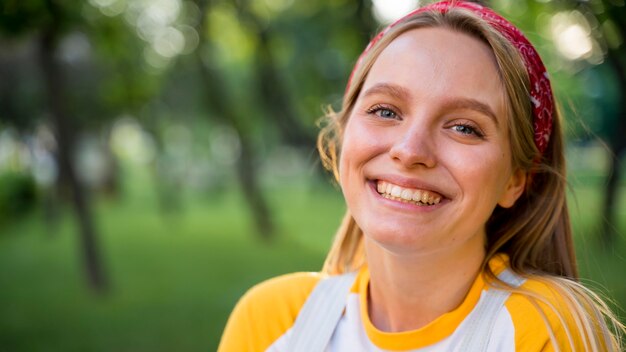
[339,27,526,257]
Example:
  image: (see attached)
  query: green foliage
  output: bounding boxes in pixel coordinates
[0,0,50,36]
[0,171,37,227]
[0,0,82,37]
[85,12,161,114]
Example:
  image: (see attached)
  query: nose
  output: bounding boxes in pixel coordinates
[388,124,437,169]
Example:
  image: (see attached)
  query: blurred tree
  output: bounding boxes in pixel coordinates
[0,0,108,292]
[0,171,37,228]
[184,0,378,240]
[559,0,626,245]
[586,0,626,245]
[233,0,312,148]
[192,0,275,240]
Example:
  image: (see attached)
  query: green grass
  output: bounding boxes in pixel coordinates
[0,173,624,351]
[567,176,626,317]
[0,177,347,352]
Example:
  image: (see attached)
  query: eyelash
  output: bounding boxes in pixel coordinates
[365,104,400,120]
[450,122,485,138]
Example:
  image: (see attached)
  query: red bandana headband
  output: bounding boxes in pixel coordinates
[347,0,554,154]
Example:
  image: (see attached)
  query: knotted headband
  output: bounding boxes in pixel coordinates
[347,0,553,154]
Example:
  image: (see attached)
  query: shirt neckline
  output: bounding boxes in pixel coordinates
[355,255,508,350]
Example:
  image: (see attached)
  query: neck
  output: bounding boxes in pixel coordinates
[365,239,485,332]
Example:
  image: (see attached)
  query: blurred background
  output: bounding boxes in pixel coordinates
[0,0,625,350]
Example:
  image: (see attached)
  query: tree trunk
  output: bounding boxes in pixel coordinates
[594,2,626,245]
[570,0,626,245]
[233,2,314,149]
[38,5,108,292]
[101,130,121,198]
[193,0,274,240]
[194,53,275,239]
[196,55,275,239]
[237,138,274,240]
[600,51,626,246]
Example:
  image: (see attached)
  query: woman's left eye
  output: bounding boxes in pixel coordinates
[377,109,396,119]
[366,104,400,120]
[451,124,485,138]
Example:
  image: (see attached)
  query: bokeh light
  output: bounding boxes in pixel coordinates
[110,117,157,165]
[550,11,597,61]
[372,0,420,24]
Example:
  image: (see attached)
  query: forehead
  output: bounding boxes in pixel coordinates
[361,27,507,121]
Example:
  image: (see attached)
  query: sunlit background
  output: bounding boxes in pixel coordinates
[1,0,625,351]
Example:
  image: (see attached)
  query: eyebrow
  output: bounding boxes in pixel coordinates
[445,98,499,127]
[361,83,411,101]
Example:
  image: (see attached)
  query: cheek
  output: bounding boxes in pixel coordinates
[473,151,511,199]
[338,119,380,181]
[338,123,355,188]
[338,129,361,205]
[453,147,512,201]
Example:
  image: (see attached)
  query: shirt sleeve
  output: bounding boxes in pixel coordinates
[505,278,587,352]
[217,272,322,352]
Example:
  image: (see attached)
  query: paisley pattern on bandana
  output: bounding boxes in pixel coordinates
[347,0,554,155]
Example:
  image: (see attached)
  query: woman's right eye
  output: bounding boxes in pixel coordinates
[366,105,399,120]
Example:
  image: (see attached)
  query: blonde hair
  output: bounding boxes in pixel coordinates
[317,7,624,351]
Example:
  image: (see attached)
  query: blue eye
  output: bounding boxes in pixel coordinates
[451,124,484,138]
[378,109,396,119]
[366,105,399,120]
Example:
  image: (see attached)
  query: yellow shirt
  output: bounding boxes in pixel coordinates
[218,256,582,351]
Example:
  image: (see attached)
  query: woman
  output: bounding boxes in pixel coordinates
[218,1,624,351]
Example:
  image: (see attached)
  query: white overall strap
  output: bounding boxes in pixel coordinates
[460,268,526,351]
[286,271,358,352]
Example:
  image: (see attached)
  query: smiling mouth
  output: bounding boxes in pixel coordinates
[376,180,442,206]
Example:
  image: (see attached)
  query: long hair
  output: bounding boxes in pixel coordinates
[317,7,624,351]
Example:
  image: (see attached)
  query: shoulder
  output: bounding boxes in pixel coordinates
[218,272,324,352]
[504,275,585,351]
[242,272,324,311]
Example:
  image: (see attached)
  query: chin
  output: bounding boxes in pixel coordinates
[362,223,435,254]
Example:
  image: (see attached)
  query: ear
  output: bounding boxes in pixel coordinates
[498,168,527,208]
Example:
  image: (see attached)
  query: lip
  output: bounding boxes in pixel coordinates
[368,173,451,199]
[367,180,448,212]
[367,172,452,212]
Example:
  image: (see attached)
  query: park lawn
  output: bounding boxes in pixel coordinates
[0,181,343,352]
[0,178,624,351]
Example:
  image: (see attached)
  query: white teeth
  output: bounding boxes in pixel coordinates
[375,180,442,205]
